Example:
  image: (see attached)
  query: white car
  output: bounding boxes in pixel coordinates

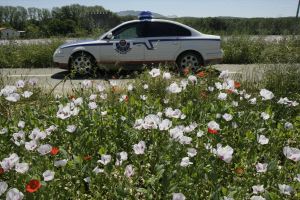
[53,11,223,74]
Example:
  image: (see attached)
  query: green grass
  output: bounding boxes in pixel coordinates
[0,36,299,69]
[0,66,299,199]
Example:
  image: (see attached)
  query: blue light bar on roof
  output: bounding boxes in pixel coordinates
[139,11,153,20]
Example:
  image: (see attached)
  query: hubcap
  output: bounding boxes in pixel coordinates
[180,54,199,71]
[71,54,93,74]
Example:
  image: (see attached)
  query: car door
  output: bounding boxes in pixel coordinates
[144,22,183,62]
[99,22,145,64]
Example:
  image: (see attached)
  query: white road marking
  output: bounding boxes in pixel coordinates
[7,74,53,77]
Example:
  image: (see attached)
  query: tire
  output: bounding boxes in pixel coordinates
[176,52,203,72]
[69,52,96,75]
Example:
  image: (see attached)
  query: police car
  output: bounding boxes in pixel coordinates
[53,11,223,74]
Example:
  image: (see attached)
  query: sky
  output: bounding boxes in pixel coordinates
[0,0,299,18]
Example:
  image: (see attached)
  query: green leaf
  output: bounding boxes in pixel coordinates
[98,146,106,155]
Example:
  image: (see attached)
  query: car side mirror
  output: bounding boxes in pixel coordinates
[106,32,113,40]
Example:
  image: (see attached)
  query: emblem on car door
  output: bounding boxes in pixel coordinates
[114,40,132,54]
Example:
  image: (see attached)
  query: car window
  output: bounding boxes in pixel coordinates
[144,22,191,37]
[113,22,144,39]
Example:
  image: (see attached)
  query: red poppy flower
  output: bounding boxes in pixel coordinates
[0,167,4,175]
[125,95,129,102]
[183,67,190,76]
[234,81,241,89]
[197,71,206,78]
[83,155,92,161]
[50,147,59,155]
[226,89,234,94]
[26,179,41,193]
[68,95,75,100]
[208,128,218,134]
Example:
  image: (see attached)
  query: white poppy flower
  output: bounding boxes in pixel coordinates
[224,197,234,200]
[115,151,128,166]
[81,80,92,88]
[124,164,134,177]
[184,122,198,133]
[256,163,268,173]
[0,181,8,196]
[15,163,29,174]
[250,196,265,200]
[222,113,233,121]
[57,103,80,119]
[284,122,293,130]
[66,125,77,133]
[119,95,128,102]
[37,144,52,155]
[0,128,8,135]
[97,154,112,165]
[188,75,197,84]
[173,193,186,200]
[28,78,38,86]
[97,83,106,92]
[133,119,144,130]
[140,95,147,101]
[149,68,160,77]
[215,144,234,163]
[101,111,108,116]
[179,136,192,145]
[232,101,238,107]
[22,91,33,98]
[187,148,197,157]
[100,93,107,100]
[88,102,98,110]
[169,127,184,140]
[83,177,91,183]
[260,89,274,100]
[0,153,19,171]
[260,112,270,120]
[180,157,193,167]
[17,121,25,129]
[12,131,25,146]
[219,70,229,79]
[89,94,97,101]
[54,159,68,167]
[43,170,55,181]
[207,86,214,92]
[166,82,182,93]
[133,141,146,155]
[15,80,25,88]
[143,84,149,90]
[197,130,204,137]
[6,188,24,200]
[73,97,83,106]
[0,85,17,97]
[252,185,265,194]
[159,119,172,131]
[163,72,171,79]
[218,92,227,100]
[142,114,160,130]
[208,121,220,133]
[278,184,293,195]
[45,125,57,135]
[257,135,269,145]
[93,166,104,174]
[249,98,257,104]
[6,93,20,102]
[180,79,188,90]
[29,128,46,141]
[283,146,300,162]
[127,84,133,91]
[165,107,182,118]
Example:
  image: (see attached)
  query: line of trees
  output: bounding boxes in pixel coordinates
[0,4,298,38]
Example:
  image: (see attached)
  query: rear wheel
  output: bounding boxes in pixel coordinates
[69,52,96,75]
[176,52,203,72]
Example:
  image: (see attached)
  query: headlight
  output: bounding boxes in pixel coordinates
[54,48,64,56]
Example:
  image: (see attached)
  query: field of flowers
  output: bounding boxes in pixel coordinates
[0,68,299,200]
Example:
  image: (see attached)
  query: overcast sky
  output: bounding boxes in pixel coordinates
[0,0,299,18]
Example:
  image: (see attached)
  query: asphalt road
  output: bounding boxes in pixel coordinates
[0,64,294,94]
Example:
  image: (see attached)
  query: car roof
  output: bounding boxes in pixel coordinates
[107,18,202,37]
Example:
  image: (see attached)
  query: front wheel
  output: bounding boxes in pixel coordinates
[176,52,203,72]
[69,52,96,75]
